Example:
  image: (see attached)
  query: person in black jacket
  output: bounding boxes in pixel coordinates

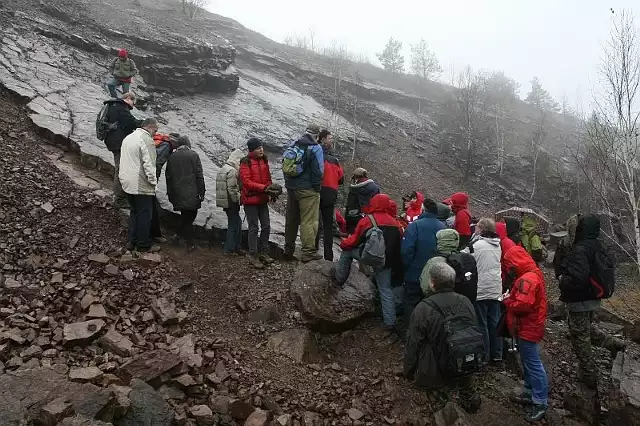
[555,213,625,389]
[165,136,205,252]
[345,168,380,234]
[103,93,141,208]
[505,217,522,245]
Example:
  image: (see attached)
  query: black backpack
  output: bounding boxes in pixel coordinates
[95,102,117,141]
[446,252,478,304]
[590,246,615,299]
[426,298,484,377]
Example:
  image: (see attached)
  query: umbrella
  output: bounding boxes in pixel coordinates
[495,207,550,235]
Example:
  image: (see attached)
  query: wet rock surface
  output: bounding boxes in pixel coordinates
[290,260,376,332]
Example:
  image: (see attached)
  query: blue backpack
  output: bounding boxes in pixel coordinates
[282,142,307,177]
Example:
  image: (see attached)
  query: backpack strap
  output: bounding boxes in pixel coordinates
[367,214,378,228]
[423,297,446,319]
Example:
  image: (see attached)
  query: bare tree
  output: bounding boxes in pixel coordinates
[178,0,208,20]
[308,28,317,53]
[454,66,488,180]
[485,71,519,177]
[410,38,442,80]
[575,9,640,270]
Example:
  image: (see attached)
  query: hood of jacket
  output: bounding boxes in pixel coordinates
[351,178,375,189]
[368,194,392,213]
[387,199,398,217]
[436,229,459,255]
[574,214,600,243]
[503,245,539,278]
[522,217,538,234]
[473,234,501,247]
[296,133,318,147]
[505,217,521,238]
[436,202,452,221]
[496,222,507,240]
[450,192,469,213]
[226,149,244,170]
[408,192,424,211]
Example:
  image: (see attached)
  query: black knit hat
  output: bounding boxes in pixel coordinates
[247,137,263,152]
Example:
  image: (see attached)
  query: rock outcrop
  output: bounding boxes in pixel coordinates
[609,351,640,425]
[290,260,376,332]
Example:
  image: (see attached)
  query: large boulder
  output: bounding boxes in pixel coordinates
[116,379,174,426]
[609,351,640,425]
[267,329,319,363]
[290,260,376,333]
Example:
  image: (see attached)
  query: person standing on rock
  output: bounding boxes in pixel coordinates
[404,262,481,413]
[216,149,245,255]
[401,197,445,329]
[283,124,325,263]
[502,245,549,422]
[119,118,160,253]
[463,218,503,364]
[102,92,141,208]
[555,214,626,390]
[107,49,138,99]
[315,130,344,261]
[239,138,275,269]
[335,194,403,338]
[165,136,205,252]
[345,168,380,234]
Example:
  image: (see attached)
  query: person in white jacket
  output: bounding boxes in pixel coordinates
[119,118,159,252]
[216,149,245,255]
[464,217,503,363]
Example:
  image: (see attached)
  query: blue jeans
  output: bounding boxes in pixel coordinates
[126,194,153,250]
[224,203,242,253]
[475,299,503,361]
[107,77,130,98]
[335,249,396,327]
[517,338,548,406]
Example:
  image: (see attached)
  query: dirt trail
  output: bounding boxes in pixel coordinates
[0,88,593,425]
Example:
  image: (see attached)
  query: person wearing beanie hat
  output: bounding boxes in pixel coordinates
[239,137,274,269]
[107,48,139,99]
[283,124,325,262]
[345,168,380,234]
[165,135,205,252]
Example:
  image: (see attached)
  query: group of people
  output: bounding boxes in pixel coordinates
[100,50,626,423]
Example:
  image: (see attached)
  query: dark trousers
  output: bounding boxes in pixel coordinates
[475,300,503,361]
[244,204,270,254]
[151,197,162,238]
[178,210,198,245]
[403,281,423,328]
[224,203,242,253]
[315,189,337,261]
[126,194,153,250]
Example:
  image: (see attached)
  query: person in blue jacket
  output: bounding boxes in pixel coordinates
[401,197,446,329]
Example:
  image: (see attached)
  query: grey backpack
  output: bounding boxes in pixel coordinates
[359,215,386,270]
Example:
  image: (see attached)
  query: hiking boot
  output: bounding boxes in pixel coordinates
[236,249,248,256]
[610,338,627,361]
[380,325,400,345]
[125,242,135,251]
[248,254,265,269]
[154,236,167,244]
[525,404,547,423]
[282,252,297,262]
[300,252,323,263]
[510,392,533,406]
[259,253,275,264]
[138,245,161,253]
[224,251,239,256]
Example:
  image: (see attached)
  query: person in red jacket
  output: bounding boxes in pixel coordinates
[239,138,274,269]
[503,246,548,422]
[404,191,424,223]
[335,194,403,338]
[450,192,472,250]
[315,130,344,261]
[496,221,517,287]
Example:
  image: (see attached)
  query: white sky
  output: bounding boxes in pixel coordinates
[210,0,640,111]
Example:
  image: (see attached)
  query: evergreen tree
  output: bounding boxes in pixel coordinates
[377,37,405,74]
[410,38,442,79]
[525,77,559,112]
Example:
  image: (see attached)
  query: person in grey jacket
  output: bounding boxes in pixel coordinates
[464,218,503,363]
[165,136,205,251]
[216,149,245,255]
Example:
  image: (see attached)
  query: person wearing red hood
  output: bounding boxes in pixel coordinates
[450,192,472,250]
[496,221,517,287]
[404,192,424,223]
[107,49,139,99]
[502,246,548,422]
[335,194,403,338]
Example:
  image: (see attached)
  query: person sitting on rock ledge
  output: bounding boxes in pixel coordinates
[334,194,403,340]
[107,49,138,99]
[344,168,380,234]
[165,136,205,252]
[404,262,481,414]
[103,92,141,209]
[239,138,276,269]
[119,117,160,253]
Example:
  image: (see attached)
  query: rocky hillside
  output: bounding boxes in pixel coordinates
[0,0,581,236]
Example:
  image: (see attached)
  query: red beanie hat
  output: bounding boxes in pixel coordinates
[118,49,128,58]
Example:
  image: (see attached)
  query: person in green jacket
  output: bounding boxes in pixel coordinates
[420,228,460,297]
[520,217,546,263]
[107,49,138,99]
